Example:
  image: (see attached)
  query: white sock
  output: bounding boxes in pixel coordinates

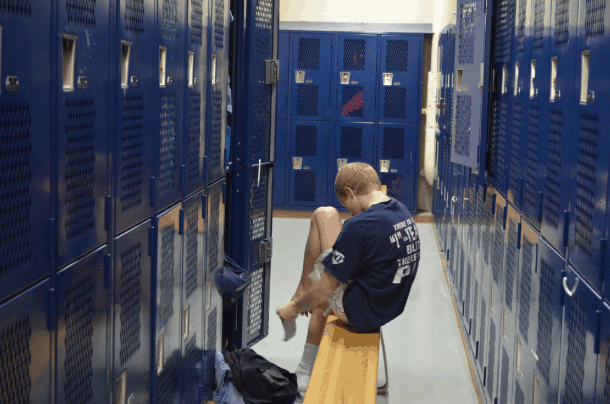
[295,343,319,393]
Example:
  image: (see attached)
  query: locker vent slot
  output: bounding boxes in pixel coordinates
[187,90,201,182]
[505,219,518,311]
[489,101,500,181]
[185,206,199,300]
[605,333,610,402]
[477,186,484,246]
[121,94,144,213]
[343,39,366,71]
[190,0,203,44]
[484,195,493,266]
[208,191,220,274]
[585,0,605,41]
[0,0,31,16]
[255,0,273,58]
[298,38,320,70]
[341,86,364,117]
[445,86,454,130]
[252,90,272,163]
[450,228,457,277]
[533,0,545,50]
[210,91,223,179]
[294,171,316,202]
[554,0,570,46]
[160,94,178,195]
[250,170,268,242]
[0,315,31,403]
[125,0,145,34]
[458,2,476,65]
[157,366,173,403]
[296,85,319,116]
[544,110,563,228]
[499,348,510,404]
[1,102,33,281]
[564,295,587,404]
[525,106,539,209]
[455,95,472,157]
[213,0,225,49]
[162,0,178,40]
[160,226,175,325]
[473,280,479,340]
[247,266,265,336]
[64,98,96,240]
[382,127,405,159]
[519,237,533,343]
[575,113,598,256]
[295,125,318,157]
[509,101,521,194]
[536,258,554,383]
[487,321,497,397]
[517,0,526,54]
[207,306,217,350]
[465,261,472,320]
[459,249,465,304]
[182,335,198,403]
[384,87,407,119]
[479,299,487,366]
[67,0,96,26]
[340,126,363,158]
[64,275,94,404]
[492,208,504,284]
[497,101,508,185]
[515,380,525,404]
[381,174,404,202]
[385,40,409,71]
[494,0,515,63]
[119,243,142,365]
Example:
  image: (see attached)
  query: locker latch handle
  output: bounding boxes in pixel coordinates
[562,276,579,297]
[257,159,262,187]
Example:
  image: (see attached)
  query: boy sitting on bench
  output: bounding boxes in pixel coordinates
[277,162,421,394]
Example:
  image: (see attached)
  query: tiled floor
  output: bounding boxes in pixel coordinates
[251,217,479,404]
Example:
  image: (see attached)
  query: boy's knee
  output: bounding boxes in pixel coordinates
[313,206,339,221]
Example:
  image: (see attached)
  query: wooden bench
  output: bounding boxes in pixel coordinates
[303,315,388,403]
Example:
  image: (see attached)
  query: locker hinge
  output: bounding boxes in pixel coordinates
[447,249,450,263]
[104,253,112,290]
[150,177,156,208]
[47,288,56,331]
[265,59,280,84]
[517,222,522,249]
[149,225,157,258]
[560,270,567,307]
[256,238,273,265]
[179,209,185,236]
[483,184,487,203]
[537,191,544,223]
[48,218,56,264]
[594,309,602,354]
[202,193,208,219]
[224,147,228,170]
[105,195,112,232]
[223,180,227,205]
[491,194,497,216]
[601,238,609,288]
[203,156,209,185]
[502,206,508,230]
[518,177,524,207]
[181,165,186,197]
[562,210,570,250]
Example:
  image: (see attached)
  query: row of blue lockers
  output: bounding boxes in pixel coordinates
[0,0,230,302]
[486,0,610,299]
[433,174,610,404]
[0,180,226,404]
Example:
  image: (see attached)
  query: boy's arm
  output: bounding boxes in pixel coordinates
[278,271,341,321]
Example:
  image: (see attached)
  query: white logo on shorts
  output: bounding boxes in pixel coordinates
[332,251,345,265]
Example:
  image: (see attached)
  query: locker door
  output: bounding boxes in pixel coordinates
[558,266,602,403]
[464,174,479,353]
[376,124,417,210]
[153,204,182,404]
[115,0,156,235]
[331,122,375,208]
[0,2,52,302]
[290,33,332,121]
[181,193,205,404]
[56,246,109,404]
[205,180,225,351]
[377,35,422,124]
[0,279,52,404]
[335,34,377,122]
[568,0,610,295]
[113,220,152,404]
[595,302,610,404]
[277,31,291,121]
[288,121,329,207]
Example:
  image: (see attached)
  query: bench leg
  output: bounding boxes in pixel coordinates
[377,329,389,395]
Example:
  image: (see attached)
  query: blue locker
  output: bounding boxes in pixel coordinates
[56,0,111,268]
[277,32,291,121]
[376,123,417,210]
[181,192,206,404]
[206,0,229,184]
[0,2,52,304]
[595,301,610,404]
[288,121,329,207]
[290,32,332,121]
[274,120,288,208]
[567,0,610,295]
[330,122,375,208]
[377,35,422,124]
[558,265,602,403]
[114,0,156,235]
[540,0,579,254]
[56,245,109,404]
[205,180,224,351]
[335,33,377,122]
[0,278,52,403]
[184,0,209,197]
[152,203,182,404]
[113,220,152,404]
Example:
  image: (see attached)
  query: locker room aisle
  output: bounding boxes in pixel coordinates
[252,217,479,404]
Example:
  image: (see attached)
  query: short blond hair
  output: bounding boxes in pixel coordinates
[334,162,382,199]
